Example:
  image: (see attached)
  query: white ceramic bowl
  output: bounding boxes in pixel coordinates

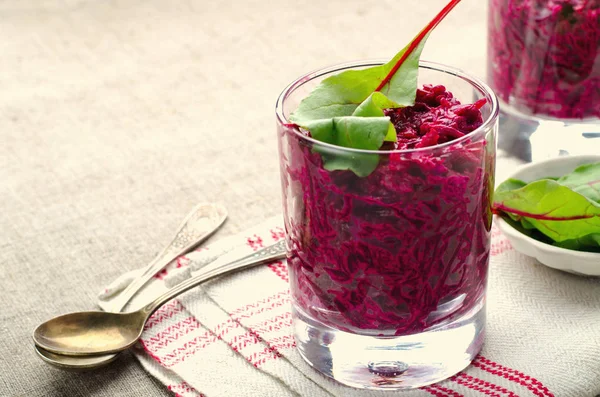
[496,154,600,277]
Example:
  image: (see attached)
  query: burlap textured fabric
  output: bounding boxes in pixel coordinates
[6,1,593,397]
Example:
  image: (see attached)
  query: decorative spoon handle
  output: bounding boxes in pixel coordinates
[108,203,227,312]
[140,239,287,318]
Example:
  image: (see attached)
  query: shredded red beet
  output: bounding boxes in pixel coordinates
[383,84,486,150]
[280,86,494,336]
[488,0,600,119]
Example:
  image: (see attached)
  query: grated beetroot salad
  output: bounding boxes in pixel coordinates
[488,0,600,119]
[384,84,488,150]
[280,85,494,336]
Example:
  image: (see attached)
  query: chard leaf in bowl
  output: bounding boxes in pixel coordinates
[555,163,600,203]
[494,160,600,252]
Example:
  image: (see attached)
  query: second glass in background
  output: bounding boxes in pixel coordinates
[488,0,600,162]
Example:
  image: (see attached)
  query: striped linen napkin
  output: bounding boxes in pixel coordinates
[99,216,600,397]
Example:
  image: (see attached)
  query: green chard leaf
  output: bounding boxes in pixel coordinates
[319,151,380,177]
[493,179,600,248]
[289,0,462,177]
[554,234,600,252]
[289,35,429,125]
[495,178,527,193]
[304,116,391,177]
[352,92,398,142]
[304,116,391,150]
[556,162,600,203]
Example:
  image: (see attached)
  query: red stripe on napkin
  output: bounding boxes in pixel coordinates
[140,329,220,367]
[268,260,289,283]
[140,290,293,367]
[229,291,290,317]
[143,316,202,351]
[451,373,503,396]
[453,372,519,396]
[144,300,185,331]
[422,384,465,396]
[168,380,204,397]
[473,356,554,397]
[491,225,512,256]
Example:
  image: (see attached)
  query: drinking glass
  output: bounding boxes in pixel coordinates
[276,60,499,389]
[488,0,600,161]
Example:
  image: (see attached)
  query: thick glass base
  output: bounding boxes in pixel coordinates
[293,299,486,390]
[496,98,600,163]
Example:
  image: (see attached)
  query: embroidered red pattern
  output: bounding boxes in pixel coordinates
[491,238,512,256]
[144,300,185,331]
[490,224,513,256]
[270,227,286,241]
[153,255,191,280]
[141,292,292,368]
[147,329,222,367]
[229,291,290,317]
[268,260,288,283]
[246,234,265,251]
[142,316,202,351]
[218,312,294,368]
[249,312,292,334]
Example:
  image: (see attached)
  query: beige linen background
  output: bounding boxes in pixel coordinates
[1,1,491,396]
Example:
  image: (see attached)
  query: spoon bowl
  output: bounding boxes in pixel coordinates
[34,202,227,369]
[34,240,286,360]
[36,347,119,371]
[34,311,146,356]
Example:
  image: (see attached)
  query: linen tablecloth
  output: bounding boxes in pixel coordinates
[3,1,599,396]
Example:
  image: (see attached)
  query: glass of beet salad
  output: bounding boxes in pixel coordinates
[488,0,599,120]
[275,0,499,390]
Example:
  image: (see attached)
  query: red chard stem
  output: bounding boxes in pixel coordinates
[375,0,462,93]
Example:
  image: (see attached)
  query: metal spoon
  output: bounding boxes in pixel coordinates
[34,240,286,358]
[35,347,122,371]
[35,202,227,369]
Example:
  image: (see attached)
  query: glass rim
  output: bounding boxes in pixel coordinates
[275,59,499,155]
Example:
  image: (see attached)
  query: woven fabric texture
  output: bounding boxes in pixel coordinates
[4,1,597,396]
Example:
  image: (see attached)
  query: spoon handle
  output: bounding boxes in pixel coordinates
[140,239,287,318]
[108,203,227,312]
